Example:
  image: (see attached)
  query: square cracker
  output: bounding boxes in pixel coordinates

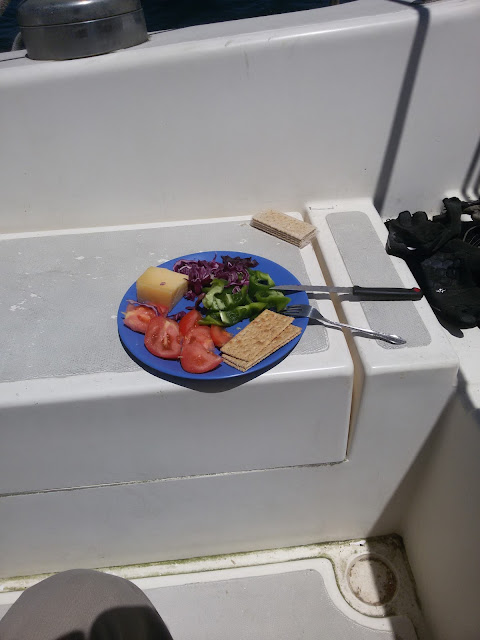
[223,325,301,372]
[251,224,316,248]
[251,211,316,244]
[221,309,292,362]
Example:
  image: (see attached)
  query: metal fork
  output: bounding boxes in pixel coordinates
[282,304,406,345]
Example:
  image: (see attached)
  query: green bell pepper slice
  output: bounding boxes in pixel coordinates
[202,279,228,311]
[218,284,248,310]
[218,302,266,326]
[254,290,291,312]
[203,280,249,312]
[199,302,267,327]
[198,313,225,326]
[247,269,275,296]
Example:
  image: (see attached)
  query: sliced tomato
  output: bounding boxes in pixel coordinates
[185,326,215,352]
[180,341,223,374]
[145,317,182,359]
[179,309,202,336]
[123,303,157,334]
[210,325,232,348]
[155,304,169,317]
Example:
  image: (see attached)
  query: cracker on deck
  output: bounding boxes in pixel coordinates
[251,210,316,247]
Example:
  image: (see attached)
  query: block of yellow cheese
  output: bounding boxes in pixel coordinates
[136,267,188,311]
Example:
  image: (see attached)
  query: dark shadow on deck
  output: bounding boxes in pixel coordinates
[373,1,430,216]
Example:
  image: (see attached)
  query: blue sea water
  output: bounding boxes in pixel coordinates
[0,0,355,54]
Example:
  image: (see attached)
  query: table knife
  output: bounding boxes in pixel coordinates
[271,284,423,300]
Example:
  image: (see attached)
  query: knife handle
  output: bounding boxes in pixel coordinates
[351,286,423,300]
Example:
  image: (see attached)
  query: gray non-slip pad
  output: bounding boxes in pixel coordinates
[0,221,328,383]
[146,570,417,640]
[326,212,431,349]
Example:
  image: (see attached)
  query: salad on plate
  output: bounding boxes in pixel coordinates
[118,252,307,378]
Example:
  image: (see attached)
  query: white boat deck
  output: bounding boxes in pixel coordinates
[0,202,457,577]
[0,202,474,639]
[0,536,427,639]
[0,214,353,495]
[1,1,480,637]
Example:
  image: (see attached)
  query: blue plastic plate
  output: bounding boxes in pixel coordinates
[118,251,308,380]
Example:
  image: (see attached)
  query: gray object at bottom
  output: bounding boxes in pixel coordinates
[146,570,417,640]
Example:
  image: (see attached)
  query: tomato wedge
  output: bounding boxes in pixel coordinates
[123,303,157,334]
[180,341,223,374]
[185,326,215,352]
[145,317,182,359]
[179,309,201,336]
[210,325,232,348]
[155,304,169,317]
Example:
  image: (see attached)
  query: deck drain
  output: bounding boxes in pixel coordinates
[347,554,397,606]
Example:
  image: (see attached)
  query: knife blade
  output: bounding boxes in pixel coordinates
[271,285,423,300]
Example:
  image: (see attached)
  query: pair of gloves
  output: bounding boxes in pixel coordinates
[385,198,480,328]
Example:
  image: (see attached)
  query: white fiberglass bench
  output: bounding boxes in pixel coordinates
[0,203,458,579]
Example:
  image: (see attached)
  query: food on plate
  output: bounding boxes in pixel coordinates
[253,290,290,312]
[122,301,169,333]
[180,339,223,374]
[136,267,188,311]
[172,255,290,326]
[246,270,288,311]
[184,325,215,352]
[144,316,183,359]
[197,269,290,327]
[178,309,202,336]
[247,269,274,294]
[222,324,301,372]
[123,302,159,334]
[210,325,232,348]
[143,313,224,373]
[202,278,248,311]
[221,309,292,361]
[221,309,300,372]
[199,302,267,327]
[251,210,316,248]
[173,255,258,300]
[122,254,299,375]
[180,325,222,373]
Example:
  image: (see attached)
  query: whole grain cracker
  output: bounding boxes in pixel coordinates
[251,211,316,247]
[221,309,292,362]
[223,324,301,371]
[251,225,316,248]
[224,324,301,367]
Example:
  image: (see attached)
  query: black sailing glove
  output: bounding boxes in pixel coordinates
[386,203,480,328]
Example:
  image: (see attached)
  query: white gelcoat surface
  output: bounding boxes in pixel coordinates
[401,387,480,640]
[308,200,458,445]
[1,1,479,232]
[0,204,458,577]
[309,202,479,640]
[0,217,352,495]
[0,4,479,638]
[0,560,418,639]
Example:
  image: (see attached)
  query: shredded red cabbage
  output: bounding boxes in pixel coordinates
[126,299,159,315]
[169,310,187,321]
[173,255,258,299]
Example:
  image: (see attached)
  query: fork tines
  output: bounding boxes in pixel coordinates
[282,306,304,316]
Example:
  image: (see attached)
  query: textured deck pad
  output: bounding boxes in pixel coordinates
[146,570,417,640]
[0,221,328,383]
[326,212,431,349]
